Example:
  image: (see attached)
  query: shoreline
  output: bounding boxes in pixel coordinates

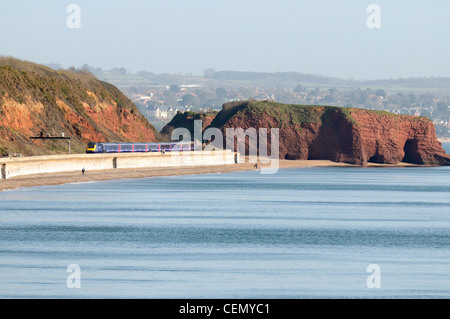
[438,137,450,143]
[0,159,425,192]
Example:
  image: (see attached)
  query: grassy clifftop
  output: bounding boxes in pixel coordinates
[212,100,430,129]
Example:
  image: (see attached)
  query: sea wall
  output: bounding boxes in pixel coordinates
[0,150,238,179]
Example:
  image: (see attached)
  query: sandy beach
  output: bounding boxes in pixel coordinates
[0,158,423,192]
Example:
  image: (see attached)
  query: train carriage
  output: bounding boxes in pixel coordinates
[86,141,195,154]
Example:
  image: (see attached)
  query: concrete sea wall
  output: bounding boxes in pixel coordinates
[0,150,239,179]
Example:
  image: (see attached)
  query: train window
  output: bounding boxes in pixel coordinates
[120,144,132,151]
[105,145,119,152]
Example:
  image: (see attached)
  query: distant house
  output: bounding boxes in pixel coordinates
[149,107,169,119]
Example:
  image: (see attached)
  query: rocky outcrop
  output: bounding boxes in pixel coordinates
[348,109,449,165]
[206,100,450,166]
[0,57,158,155]
[160,111,217,141]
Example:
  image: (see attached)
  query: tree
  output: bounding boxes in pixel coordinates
[421,109,432,118]
[324,94,337,103]
[293,84,305,93]
[170,84,180,93]
[407,93,418,105]
[375,89,387,98]
[328,87,338,95]
[180,94,195,106]
[216,87,227,99]
[437,101,449,117]
[203,68,216,78]
[110,67,127,75]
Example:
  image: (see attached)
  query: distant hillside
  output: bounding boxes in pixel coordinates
[0,57,159,156]
[206,70,353,88]
[205,70,450,93]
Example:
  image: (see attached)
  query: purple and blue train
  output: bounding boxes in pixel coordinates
[86,141,195,153]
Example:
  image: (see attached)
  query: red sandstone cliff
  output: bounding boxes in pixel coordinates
[207,100,450,166]
[0,58,158,156]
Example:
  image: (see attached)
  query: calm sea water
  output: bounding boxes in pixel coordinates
[1,143,449,299]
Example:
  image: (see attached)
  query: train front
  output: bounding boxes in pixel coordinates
[86,142,99,153]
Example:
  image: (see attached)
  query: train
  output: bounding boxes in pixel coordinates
[86,141,196,153]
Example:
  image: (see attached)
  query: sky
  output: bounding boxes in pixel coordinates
[0,0,449,80]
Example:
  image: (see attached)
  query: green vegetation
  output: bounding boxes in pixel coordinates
[0,146,8,157]
[340,107,357,124]
[219,100,338,129]
[246,100,327,126]
[346,107,431,124]
[214,100,432,130]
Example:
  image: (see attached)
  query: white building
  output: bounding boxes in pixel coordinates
[149,107,168,119]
